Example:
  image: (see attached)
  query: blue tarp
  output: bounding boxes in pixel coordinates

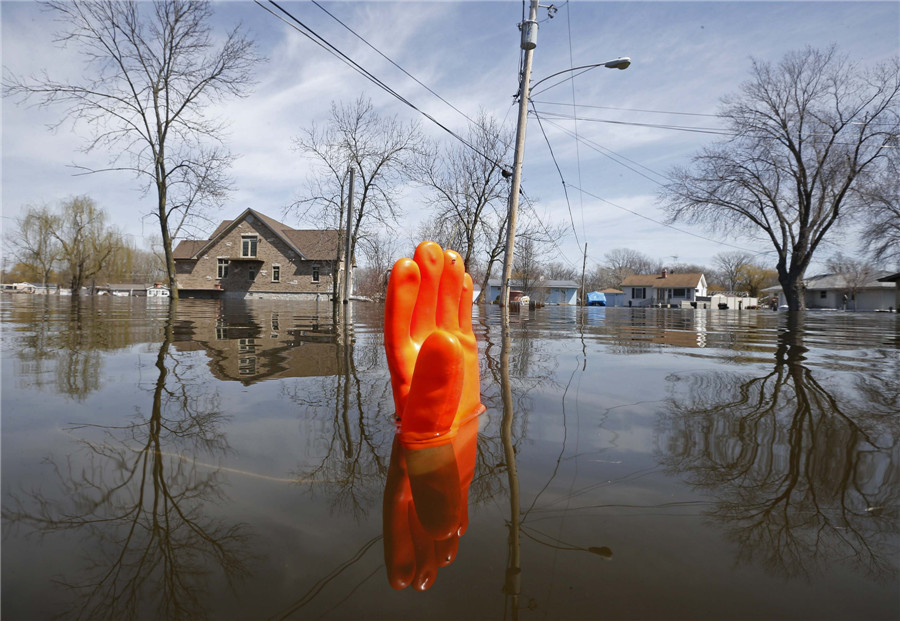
[586,291,606,306]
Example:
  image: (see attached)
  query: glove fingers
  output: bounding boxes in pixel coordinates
[434,535,459,567]
[399,330,463,443]
[410,242,444,344]
[405,442,461,541]
[409,503,439,591]
[458,273,475,335]
[436,250,464,333]
[383,439,416,589]
[385,258,421,413]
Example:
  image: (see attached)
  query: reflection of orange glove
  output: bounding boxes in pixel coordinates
[384,241,485,446]
[383,417,479,590]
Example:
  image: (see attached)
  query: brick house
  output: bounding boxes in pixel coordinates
[621,269,707,307]
[173,209,343,299]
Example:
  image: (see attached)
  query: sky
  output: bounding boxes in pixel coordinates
[2,0,898,274]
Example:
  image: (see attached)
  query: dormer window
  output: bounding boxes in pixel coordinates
[242,235,258,258]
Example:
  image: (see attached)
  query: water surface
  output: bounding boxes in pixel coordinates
[2,296,898,620]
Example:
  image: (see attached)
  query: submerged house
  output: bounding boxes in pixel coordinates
[763,271,897,311]
[620,269,707,308]
[173,209,342,300]
[485,278,580,305]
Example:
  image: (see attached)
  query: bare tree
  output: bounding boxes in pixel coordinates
[3,0,262,300]
[355,233,401,301]
[9,204,63,288]
[713,251,755,291]
[662,46,900,310]
[292,96,423,303]
[603,248,660,287]
[52,196,118,293]
[858,148,900,266]
[826,252,876,310]
[414,113,514,270]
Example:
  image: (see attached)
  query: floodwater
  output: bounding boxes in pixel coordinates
[1,295,898,620]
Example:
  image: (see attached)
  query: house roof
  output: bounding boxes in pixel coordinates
[802,271,895,290]
[599,288,623,294]
[762,270,896,292]
[487,279,580,288]
[173,240,208,259]
[621,272,704,288]
[173,209,339,262]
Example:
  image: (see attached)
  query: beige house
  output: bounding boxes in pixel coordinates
[173,209,342,299]
[621,269,707,308]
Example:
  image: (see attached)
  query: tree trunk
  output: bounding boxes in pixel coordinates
[778,270,806,311]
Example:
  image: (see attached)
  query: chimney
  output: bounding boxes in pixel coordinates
[662,268,668,278]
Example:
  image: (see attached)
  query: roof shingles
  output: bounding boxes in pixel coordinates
[173,209,339,261]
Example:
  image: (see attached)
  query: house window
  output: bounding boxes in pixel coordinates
[272,264,281,283]
[249,267,257,281]
[239,338,256,353]
[312,265,320,283]
[217,259,229,279]
[632,287,646,299]
[672,288,687,298]
[242,235,258,258]
[820,291,827,299]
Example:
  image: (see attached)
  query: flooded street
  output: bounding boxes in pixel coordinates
[2,295,898,620]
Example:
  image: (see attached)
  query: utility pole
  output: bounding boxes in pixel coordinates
[581,242,587,307]
[343,166,355,305]
[500,0,540,324]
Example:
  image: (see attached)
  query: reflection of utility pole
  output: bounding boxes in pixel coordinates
[500,326,521,618]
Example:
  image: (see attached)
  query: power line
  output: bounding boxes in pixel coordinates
[519,187,580,270]
[531,101,580,248]
[565,183,761,254]
[540,118,671,186]
[533,100,722,118]
[309,0,478,128]
[565,1,587,247]
[531,109,734,136]
[256,1,506,169]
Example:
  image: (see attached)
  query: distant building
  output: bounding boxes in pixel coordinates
[485,279,580,305]
[173,209,342,300]
[763,271,896,311]
[599,288,625,307]
[620,269,707,308]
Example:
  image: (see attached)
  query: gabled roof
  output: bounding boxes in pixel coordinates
[173,240,207,259]
[802,271,894,290]
[487,279,580,288]
[172,208,339,262]
[621,272,704,288]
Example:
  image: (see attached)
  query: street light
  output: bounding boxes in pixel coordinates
[498,2,630,322]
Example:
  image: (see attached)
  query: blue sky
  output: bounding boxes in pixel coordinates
[3,1,898,273]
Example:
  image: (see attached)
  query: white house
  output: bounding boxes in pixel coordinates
[620,270,707,308]
[764,271,897,311]
[486,279,580,305]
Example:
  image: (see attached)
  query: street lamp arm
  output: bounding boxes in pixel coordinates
[529,58,631,94]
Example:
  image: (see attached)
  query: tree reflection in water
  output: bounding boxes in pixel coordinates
[660,316,899,581]
[2,311,252,620]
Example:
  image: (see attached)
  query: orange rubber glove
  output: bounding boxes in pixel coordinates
[383,416,479,590]
[384,241,485,446]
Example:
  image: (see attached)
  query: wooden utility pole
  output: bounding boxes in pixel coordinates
[343,167,355,305]
[500,0,540,324]
[581,243,587,307]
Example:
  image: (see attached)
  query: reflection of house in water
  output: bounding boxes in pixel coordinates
[172,303,343,384]
[593,308,776,353]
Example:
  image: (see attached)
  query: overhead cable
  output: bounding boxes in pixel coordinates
[257,1,506,169]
